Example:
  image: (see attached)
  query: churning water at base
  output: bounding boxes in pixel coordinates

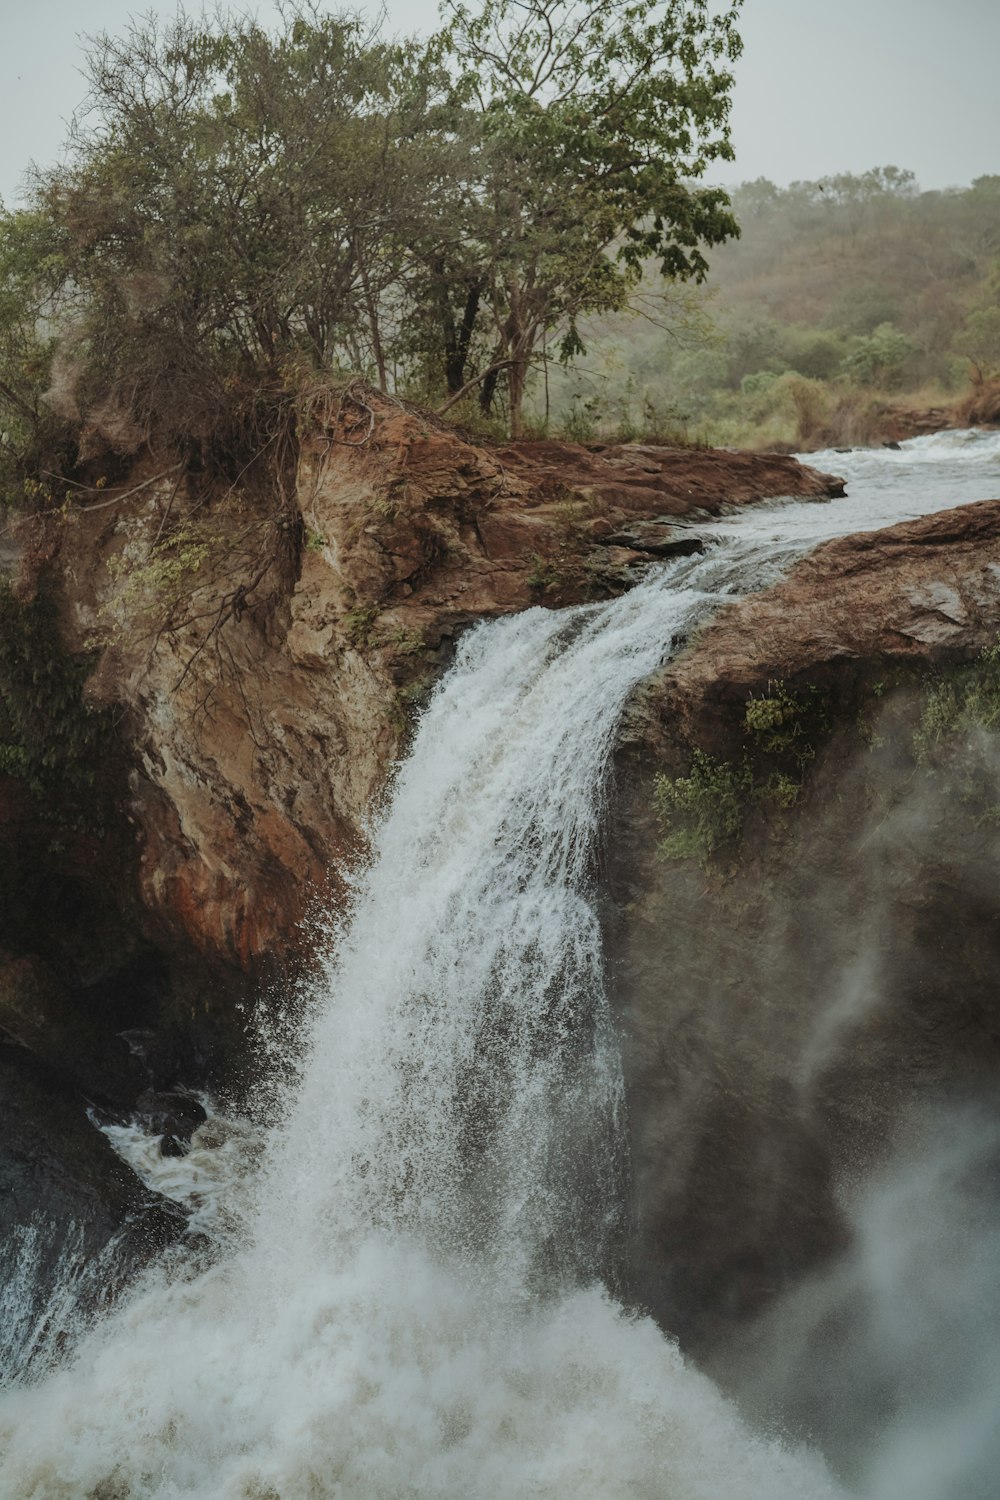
[1,428,998,1497]
[0,585,841,1499]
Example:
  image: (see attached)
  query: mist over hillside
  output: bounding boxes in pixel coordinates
[546,168,1000,449]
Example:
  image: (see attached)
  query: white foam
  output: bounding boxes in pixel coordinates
[100,1110,263,1242]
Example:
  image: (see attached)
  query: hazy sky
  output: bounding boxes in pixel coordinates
[1,0,997,206]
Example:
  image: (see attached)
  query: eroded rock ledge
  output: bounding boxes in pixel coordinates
[3,398,842,1003]
[606,497,1000,1360]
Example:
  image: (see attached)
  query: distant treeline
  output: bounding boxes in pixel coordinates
[550,168,1000,448]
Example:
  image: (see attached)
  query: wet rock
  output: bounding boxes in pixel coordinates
[158,1134,188,1158]
[605,494,1000,1355]
[135,1088,208,1153]
[0,951,147,1106]
[0,1044,181,1380]
[135,1087,207,1136]
[597,522,705,558]
[638,497,1000,753]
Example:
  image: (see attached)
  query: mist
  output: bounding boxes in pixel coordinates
[656,704,1000,1497]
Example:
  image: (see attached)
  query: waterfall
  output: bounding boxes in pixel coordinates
[258,584,716,1288]
[0,569,841,1499]
[3,429,996,1497]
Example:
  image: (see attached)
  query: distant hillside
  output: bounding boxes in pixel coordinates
[544,169,1000,448]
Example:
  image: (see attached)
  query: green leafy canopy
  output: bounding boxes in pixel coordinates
[0,0,744,459]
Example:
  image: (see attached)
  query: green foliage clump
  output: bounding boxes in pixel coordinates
[526,554,570,595]
[658,651,1000,872]
[959,305,1000,380]
[106,523,213,616]
[394,670,438,726]
[344,602,380,645]
[839,322,916,390]
[397,671,435,706]
[383,626,427,656]
[655,751,806,868]
[744,678,824,764]
[761,769,801,808]
[0,742,29,777]
[655,749,752,865]
[0,209,75,507]
[655,678,828,868]
[0,576,109,800]
[913,644,1000,760]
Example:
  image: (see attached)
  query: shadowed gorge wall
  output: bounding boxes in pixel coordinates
[604,508,1000,1402]
[609,694,1000,1350]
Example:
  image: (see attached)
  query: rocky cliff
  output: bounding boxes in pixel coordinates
[5,392,1000,1379]
[605,497,1000,1375]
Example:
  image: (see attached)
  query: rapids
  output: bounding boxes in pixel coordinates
[1,429,998,1498]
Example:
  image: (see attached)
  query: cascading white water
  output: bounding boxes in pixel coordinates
[0,578,841,1500]
[0,1221,136,1386]
[1,428,997,1498]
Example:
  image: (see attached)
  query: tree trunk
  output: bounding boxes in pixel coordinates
[357,251,388,393]
[508,354,529,438]
[479,361,501,414]
[501,288,532,437]
[431,269,484,396]
[444,282,482,394]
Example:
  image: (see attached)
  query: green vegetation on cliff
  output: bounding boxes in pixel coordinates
[0,576,109,802]
[0,0,743,475]
[657,649,1000,871]
[655,678,822,867]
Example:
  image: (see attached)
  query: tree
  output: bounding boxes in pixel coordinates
[436,0,744,433]
[958,305,1000,382]
[0,208,74,501]
[840,322,915,390]
[1,1,745,458]
[20,8,454,465]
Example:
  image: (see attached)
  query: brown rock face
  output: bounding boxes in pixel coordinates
[641,497,1000,761]
[7,397,840,996]
[605,496,1000,1355]
[496,438,844,516]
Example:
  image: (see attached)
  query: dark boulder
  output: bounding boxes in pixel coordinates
[0,1045,181,1382]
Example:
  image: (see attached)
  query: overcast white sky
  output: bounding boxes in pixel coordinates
[1,0,997,206]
